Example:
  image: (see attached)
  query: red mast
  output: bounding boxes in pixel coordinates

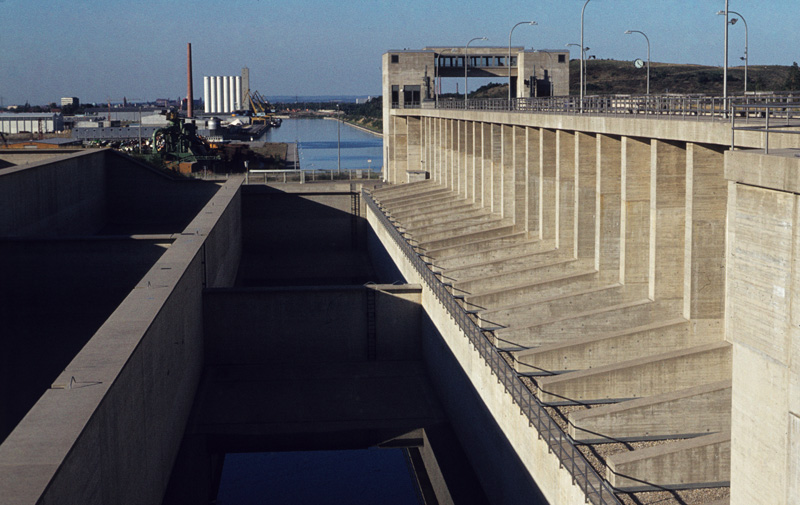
[187,43,194,118]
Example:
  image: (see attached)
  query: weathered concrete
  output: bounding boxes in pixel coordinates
[425,231,531,258]
[536,342,732,404]
[606,431,731,492]
[437,240,561,271]
[568,381,731,443]
[368,202,597,505]
[725,149,800,505]
[512,318,700,374]
[203,285,422,364]
[456,257,596,296]
[466,266,599,311]
[0,166,242,505]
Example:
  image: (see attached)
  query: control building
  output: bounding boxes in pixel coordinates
[382,46,569,111]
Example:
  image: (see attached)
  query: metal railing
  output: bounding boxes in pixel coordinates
[245,168,382,184]
[432,93,800,122]
[364,188,622,505]
[731,101,800,154]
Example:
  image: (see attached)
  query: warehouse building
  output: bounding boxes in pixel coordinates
[0,113,64,134]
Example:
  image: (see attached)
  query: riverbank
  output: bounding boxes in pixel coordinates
[325,117,382,138]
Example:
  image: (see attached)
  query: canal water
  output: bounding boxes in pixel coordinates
[259,118,383,172]
[215,449,421,505]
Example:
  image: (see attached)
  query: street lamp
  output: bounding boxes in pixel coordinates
[624,30,651,95]
[434,48,455,108]
[336,103,341,174]
[508,21,537,107]
[465,37,488,109]
[567,43,589,96]
[720,1,729,103]
[580,0,591,111]
[718,9,748,94]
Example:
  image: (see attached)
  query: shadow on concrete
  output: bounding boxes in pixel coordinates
[421,310,550,505]
[237,186,376,286]
[0,238,172,443]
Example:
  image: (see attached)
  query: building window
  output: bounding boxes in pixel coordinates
[391,54,399,64]
[558,54,566,63]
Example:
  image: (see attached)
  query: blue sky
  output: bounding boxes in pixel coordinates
[0,0,795,105]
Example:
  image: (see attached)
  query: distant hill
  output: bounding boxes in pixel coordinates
[470,60,800,97]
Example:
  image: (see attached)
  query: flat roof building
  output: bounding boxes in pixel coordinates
[382,46,569,111]
[0,113,64,134]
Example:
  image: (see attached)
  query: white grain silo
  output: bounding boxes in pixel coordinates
[216,76,223,114]
[235,76,242,111]
[203,76,211,113]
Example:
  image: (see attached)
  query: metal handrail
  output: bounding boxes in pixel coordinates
[731,101,800,154]
[431,93,800,123]
[364,188,622,505]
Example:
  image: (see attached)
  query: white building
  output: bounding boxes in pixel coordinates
[0,113,65,134]
[203,75,243,114]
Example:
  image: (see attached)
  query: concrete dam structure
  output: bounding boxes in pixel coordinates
[375,88,800,504]
[1,104,799,504]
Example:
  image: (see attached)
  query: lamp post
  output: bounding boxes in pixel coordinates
[721,1,729,104]
[336,103,341,175]
[567,43,589,96]
[580,0,591,112]
[624,30,650,95]
[465,36,488,109]
[508,21,537,108]
[434,48,454,108]
[718,9,748,94]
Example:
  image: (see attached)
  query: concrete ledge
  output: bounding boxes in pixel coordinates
[606,430,731,492]
[441,241,560,278]
[403,209,494,233]
[419,225,517,250]
[512,318,694,374]
[497,299,663,349]
[413,215,508,241]
[437,240,558,271]
[536,342,732,404]
[569,381,732,443]
[725,148,800,194]
[391,199,475,219]
[457,257,588,295]
[425,231,530,258]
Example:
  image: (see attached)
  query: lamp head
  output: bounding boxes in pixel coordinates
[624,30,632,34]
[716,10,725,15]
[730,18,738,25]
[529,21,538,26]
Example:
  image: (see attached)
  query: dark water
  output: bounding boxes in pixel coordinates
[260,118,383,172]
[215,449,421,504]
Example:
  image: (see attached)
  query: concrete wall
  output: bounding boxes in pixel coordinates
[0,176,243,505]
[238,186,375,286]
[0,237,173,443]
[203,285,422,365]
[0,149,83,166]
[725,150,800,505]
[0,150,107,236]
[0,149,221,237]
[367,205,591,505]
[384,108,793,186]
[104,151,221,234]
